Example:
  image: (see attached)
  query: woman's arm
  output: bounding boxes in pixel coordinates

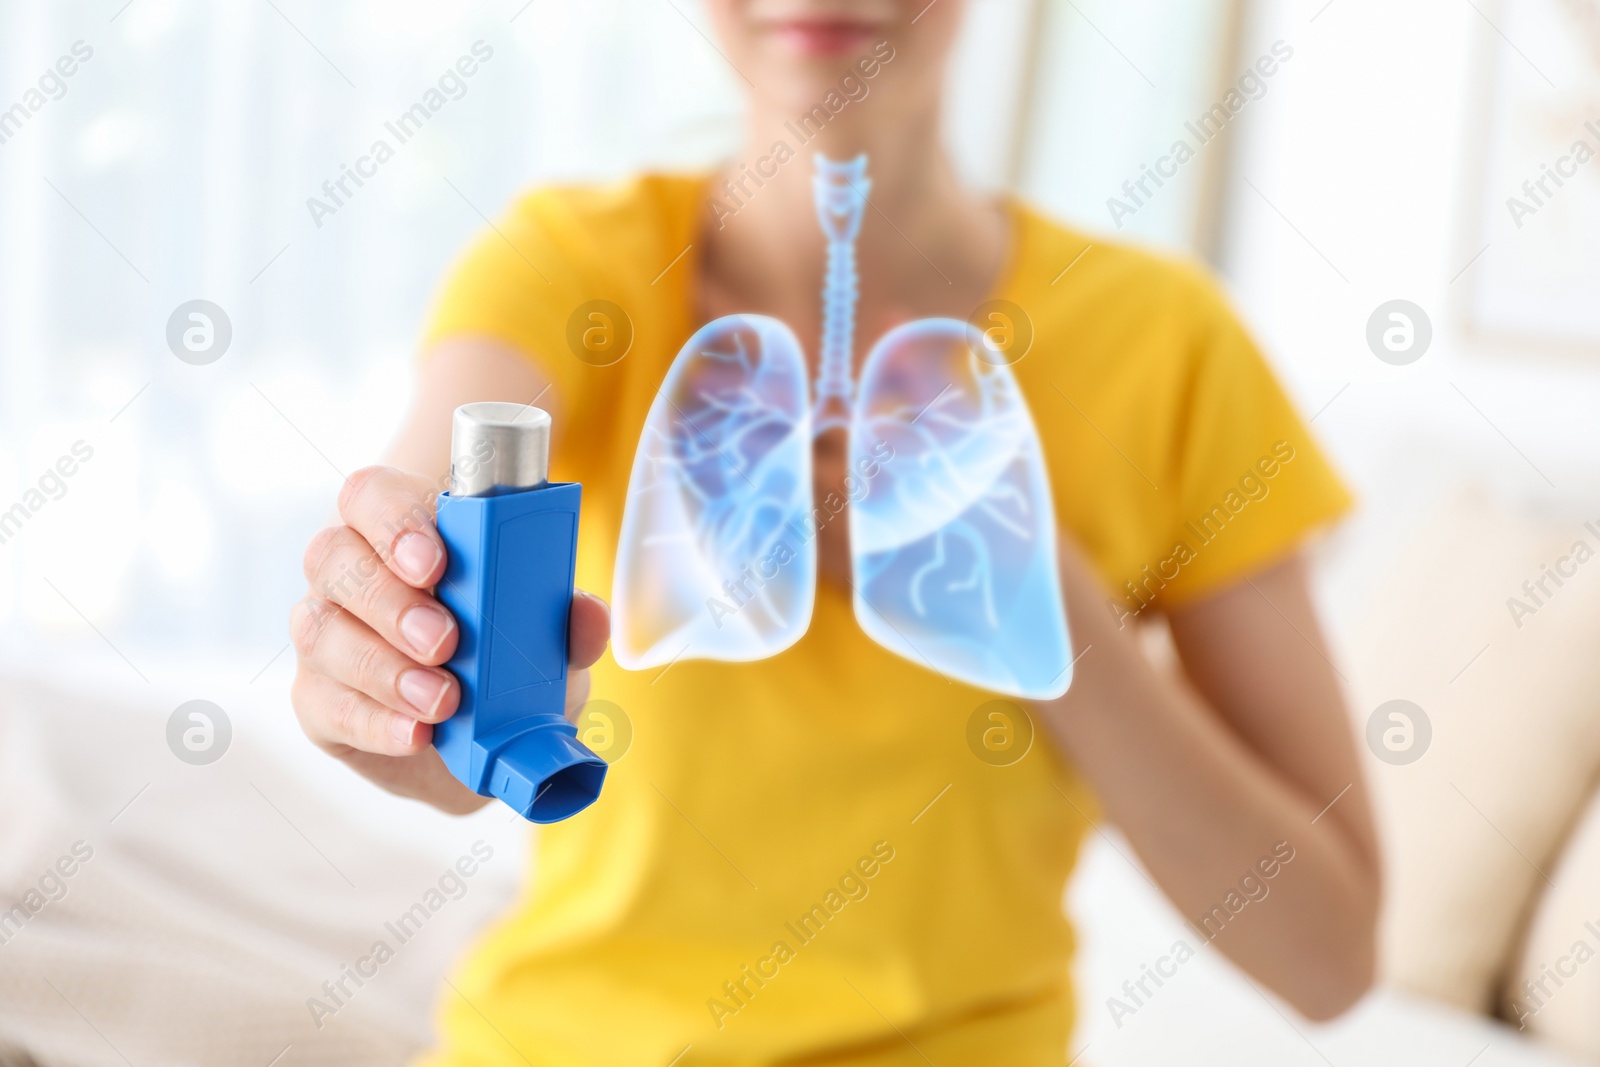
[1040,541,1379,1020]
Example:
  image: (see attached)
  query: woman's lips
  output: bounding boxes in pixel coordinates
[767,20,880,56]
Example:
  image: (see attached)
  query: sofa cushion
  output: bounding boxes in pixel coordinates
[1503,784,1600,1058]
[1340,491,1600,1013]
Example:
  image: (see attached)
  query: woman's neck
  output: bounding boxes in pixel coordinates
[702,101,1005,314]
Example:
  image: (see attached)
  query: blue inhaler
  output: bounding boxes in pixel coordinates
[432,402,606,823]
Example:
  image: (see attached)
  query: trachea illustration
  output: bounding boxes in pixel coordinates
[434,403,607,822]
[811,154,869,433]
[613,156,1073,699]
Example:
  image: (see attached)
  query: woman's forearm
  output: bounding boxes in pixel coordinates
[1039,546,1378,1019]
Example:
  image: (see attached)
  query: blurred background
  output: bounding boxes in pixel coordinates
[2,0,1599,1064]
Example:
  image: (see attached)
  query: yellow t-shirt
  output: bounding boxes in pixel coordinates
[416,175,1351,1067]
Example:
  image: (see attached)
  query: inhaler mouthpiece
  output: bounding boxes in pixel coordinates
[451,402,551,497]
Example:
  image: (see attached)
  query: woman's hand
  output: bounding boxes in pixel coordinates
[288,465,611,814]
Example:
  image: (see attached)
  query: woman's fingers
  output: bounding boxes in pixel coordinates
[563,595,604,724]
[302,524,458,666]
[569,590,611,670]
[565,667,593,722]
[298,462,606,770]
[337,465,448,588]
[291,666,433,757]
[289,597,459,723]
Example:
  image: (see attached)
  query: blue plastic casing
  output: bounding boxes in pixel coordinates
[432,481,606,823]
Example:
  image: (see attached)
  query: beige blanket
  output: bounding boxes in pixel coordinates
[0,669,527,1067]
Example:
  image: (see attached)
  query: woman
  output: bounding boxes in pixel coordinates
[289,2,1380,1063]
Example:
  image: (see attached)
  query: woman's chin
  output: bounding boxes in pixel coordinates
[748,59,888,120]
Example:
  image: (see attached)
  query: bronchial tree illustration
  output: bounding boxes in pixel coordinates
[613,155,1074,699]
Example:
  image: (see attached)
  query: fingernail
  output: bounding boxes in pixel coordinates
[399,669,450,719]
[393,532,442,584]
[400,603,455,659]
[390,715,418,746]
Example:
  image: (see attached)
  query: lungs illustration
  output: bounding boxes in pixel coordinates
[613,154,1074,699]
[612,314,817,669]
[849,320,1073,699]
